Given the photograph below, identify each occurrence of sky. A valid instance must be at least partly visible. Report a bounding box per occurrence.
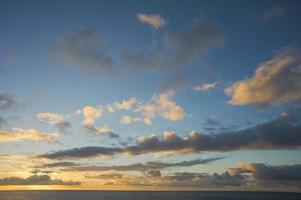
[0,0,301,191]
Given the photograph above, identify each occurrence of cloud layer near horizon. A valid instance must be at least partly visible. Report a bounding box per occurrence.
[40,109,301,159]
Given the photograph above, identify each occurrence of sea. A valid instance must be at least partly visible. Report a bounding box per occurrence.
[0,191,300,200]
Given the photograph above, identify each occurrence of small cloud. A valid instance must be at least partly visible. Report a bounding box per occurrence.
[84,125,119,138]
[194,82,217,92]
[82,106,102,125]
[37,112,64,124]
[37,112,71,133]
[263,6,286,22]
[135,90,185,125]
[120,115,140,125]
[136,13,166,30]
[204,117,220,126]
[106,97,138,113]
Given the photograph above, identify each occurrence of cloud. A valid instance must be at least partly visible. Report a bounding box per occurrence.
[39,161,79,168]
[84,125,119,138]
[82,106,102,125]
[37,112,71,133]
[164,21,224,67]
[135,90,185,125]
[106,97,138,113]
[0,93,20,111]
[54,121,71,133]
[0,117,7,128]
[120,115,140,125]
[37,112,64,124]
[0,175,80,185]
[40,109,301,159]
[0,128,58,143]
[194,82,217,92]
[263,6,286,22]
[204,117,220,126]
[41,146,123,159]
[136,13,166,30]
[123,20,224,70]
[55,29,115,76]
[98,171,246,188]
[64,157,224,172]
[86,173,123,180]
[229,163,301,181]
[225,48,301,106]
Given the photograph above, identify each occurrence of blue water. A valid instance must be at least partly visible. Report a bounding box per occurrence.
[0,191,300,200]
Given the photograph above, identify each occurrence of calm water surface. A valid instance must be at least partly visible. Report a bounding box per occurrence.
[0,191,300,200]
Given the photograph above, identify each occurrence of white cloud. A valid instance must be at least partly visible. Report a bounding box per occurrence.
[194,82,217,92]
[107,97,138,113]
[136,13,166,30]
[0,128,58,143]
[82,106,103,125]
[120,115,140,125]
[37,112,64,124]
[135,90,185,125]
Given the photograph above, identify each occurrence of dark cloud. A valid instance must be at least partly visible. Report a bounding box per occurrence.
[39,161,79,168]
[123,20,224,70]
[263,6,286,22]
[164,20,224,67]
[64,157,224,172]
[127,110,301,155]
[56,29,115,76]
[54,121,71,133]
[229,163,301,181]
[41,110,301,159]
[146,170,161,177]
[84,125,119,138]
[163,172,245,187]
[41,146,123,159]
[204,117,220,126]
[0,93,20,111]
[0,175,80,185]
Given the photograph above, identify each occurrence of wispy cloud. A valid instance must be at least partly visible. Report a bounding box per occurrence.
[106,97,138,113]
[0,128,58,143]
[263,6,286,22]
[64,157,224,172]
[194,82,217,92]
[123,20,224,70]
[136,13,166,30]
[37,112,71,133]
[0,93,20,111]
[55,29,115,76]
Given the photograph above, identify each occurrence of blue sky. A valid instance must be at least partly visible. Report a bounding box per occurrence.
[0,0,301,191]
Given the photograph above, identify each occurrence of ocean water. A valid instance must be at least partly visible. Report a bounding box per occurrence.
[0,191,300,200]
